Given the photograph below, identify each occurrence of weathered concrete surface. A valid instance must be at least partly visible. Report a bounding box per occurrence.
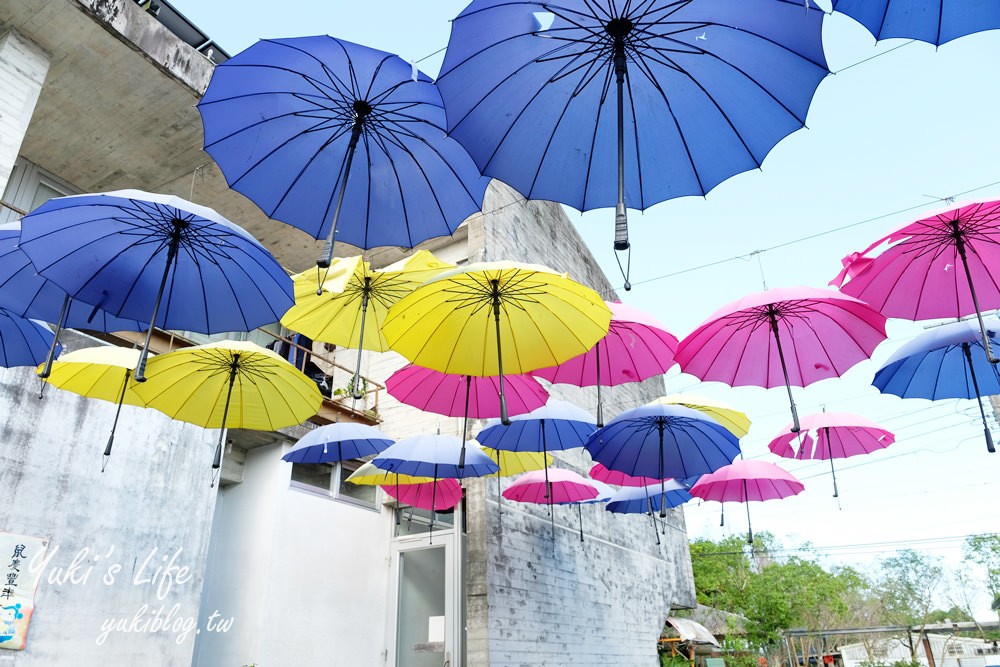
[0,28,49,195]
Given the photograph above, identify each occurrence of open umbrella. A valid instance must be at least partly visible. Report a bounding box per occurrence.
[282,423,393,464]
[503,468,598,540]
[831,200,1000,364]
[0,309,59,368]
[872,317,1000,453]
[39,345,149,471]
[589,462,664,488]
[690,459,804,544]
[606,481,692,545]
[768,412,895,497]
[437,0,829,285]
[832,1,1000,45]
[198,35,488,270]
[18,190,294,382]
[346,461,434,486]
[382,478,463,512]
[533,301,678,425]
[282,250,454,399]
[132,340,322,481]
[585,403,740,517]
[675,287,887,432]
[382,261,611,425]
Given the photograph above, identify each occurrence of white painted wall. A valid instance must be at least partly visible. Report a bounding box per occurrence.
[0,30,48,197]
[840,634,997,667]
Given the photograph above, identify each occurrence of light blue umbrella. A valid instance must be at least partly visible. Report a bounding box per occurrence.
[18,190,294,382]
[832,1,1000,45]
[873,317,1000,453]
[0,308,60,368]
[282,423,393,464]
[606,481,693,545]
[585,403,739,516]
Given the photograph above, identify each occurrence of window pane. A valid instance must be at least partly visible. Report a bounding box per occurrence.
[338,461,377,507]
[291,463,333,494]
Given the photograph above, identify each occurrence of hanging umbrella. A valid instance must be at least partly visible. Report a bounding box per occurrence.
[872,317,1000,453]
[18,190,294,382]
[0,309,59,368]
[690,459,804,544]
[346,461,434,486]
[480,445,552,521]
[533,301,678,425]
[382,261,611,426]
[831,200,1000,364]
[589,462,664,488]
[39,345,149,471]
[282,250,455,398]
[832,1,1000,45]
[503,468,598,540]
[675,287,887,432]
[585,403,740,517]
[382,478,463,512]
[132,340,322,481]
[606,481,692,545]
[282,423,393,464]
[649,394,751,439]
[198,35,488,270]
[437,0,829,286]
[768,412,895,497]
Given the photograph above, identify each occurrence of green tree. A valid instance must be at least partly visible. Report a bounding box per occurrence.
[963,534,1000,620]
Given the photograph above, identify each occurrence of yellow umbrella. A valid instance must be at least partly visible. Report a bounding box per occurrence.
[382,261,611,424]
[480,447,551,477]
[345,460,434,486]
[39,345,149,471]
[650,394,751,438]
[281,250,454,398]
[132,340,322,475]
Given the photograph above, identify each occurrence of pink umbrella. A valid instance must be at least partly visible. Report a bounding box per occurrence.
[589,462,664,488]
[503,468,598,540]
[767,412,894,498]
[675,286,887,433]
[533,301,678,425]
[386,364,549,467]
[381,478,463,512]
[830,199,1000,362]
[690,459,804,544]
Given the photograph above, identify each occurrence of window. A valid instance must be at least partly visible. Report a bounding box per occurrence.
[1,158,79,223]
[290,459,379,510]
[946,644,965,657]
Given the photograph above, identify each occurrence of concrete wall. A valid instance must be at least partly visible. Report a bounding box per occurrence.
[0,337,218,665]
[0,29,49,196]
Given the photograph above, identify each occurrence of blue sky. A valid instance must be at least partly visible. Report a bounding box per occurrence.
[169,1,1000,615]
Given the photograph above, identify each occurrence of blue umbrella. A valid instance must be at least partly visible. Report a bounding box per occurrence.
[437,0,829,286]
[477,399,596,500]
[0,308,60,368]
[282,423,393,464]
[585,403,739,516]
[18,190,294,381]
[873,317,1000,453]
[0,221,145,378]
[198,36,489,273]
[832,1,1000,45]
[606,481,692,545]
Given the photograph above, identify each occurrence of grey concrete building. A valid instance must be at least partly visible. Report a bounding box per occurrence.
[0,1,696,665]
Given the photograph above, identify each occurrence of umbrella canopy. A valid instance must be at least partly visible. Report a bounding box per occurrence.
[18,190,294,382]
[382,478,463,512]
[132,340,323,473]
[533,301,678,425]
[606,482,693,514]
[873,317,1000,453]
[282,423,393,464]
[372,435,499,480]
[383,261,611,423]
[589,462,664,488]
[832,1,1000,45]
[481,447,551,476]
[38,345,147,468]
[437,0,829,278]
[585,403,740,481]
[831,200,1000,363]
[283,250,455,399]
[476,400,596,453]
[346,461,434,486]
[690,459,804,543]
[675,286,887,432]
[198,35,488,261]
[649,394,751,439]
[768,411,895,496]
[0,309,58,368]
[387,365,549,419]
[502,468,598,505]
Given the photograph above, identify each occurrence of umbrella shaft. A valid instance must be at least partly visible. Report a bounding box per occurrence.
[351,281,371,400]
[963,342,997,453]
[213,359,239,469]
[769,311,800,432]
[492,288,510,424]
[135,230,183,382]
[954,227,999,363]
[318,123,363,270]
[38,293,70,379]
[613,47,628,251]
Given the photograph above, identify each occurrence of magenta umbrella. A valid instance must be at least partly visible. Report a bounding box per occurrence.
[386,363,549,467]
[690,459,804,544]
[830,200,1000,363]
[675,287,887,433]
[768,412,894,498]
[533,301,678,426]
[382,478,463,512]
[589,462,664,488]
[503,468,598,540]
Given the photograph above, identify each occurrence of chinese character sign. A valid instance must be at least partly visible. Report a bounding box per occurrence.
[0,533,47,651]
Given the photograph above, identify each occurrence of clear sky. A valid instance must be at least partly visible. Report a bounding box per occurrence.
[169,1,1000,616]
